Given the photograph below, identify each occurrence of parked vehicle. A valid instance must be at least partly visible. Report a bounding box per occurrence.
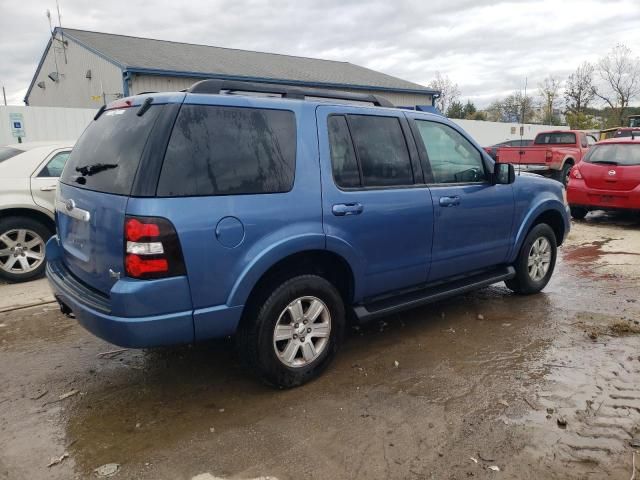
[0,142,72,282]
[566,137,640,219]
[613,127,640,139]
[483,139,533,160]
[496,130,598,185]
[46,81,570,387]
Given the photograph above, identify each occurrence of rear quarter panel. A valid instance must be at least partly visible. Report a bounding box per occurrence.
[125,99,324,339]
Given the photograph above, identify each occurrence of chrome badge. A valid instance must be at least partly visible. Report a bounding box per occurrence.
[608,170,616,176]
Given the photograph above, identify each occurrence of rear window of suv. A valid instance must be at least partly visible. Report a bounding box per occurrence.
[157,105,296,196]
[61,105,162,195]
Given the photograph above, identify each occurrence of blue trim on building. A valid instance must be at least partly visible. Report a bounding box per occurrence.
[123,67,438,97]
[24,36,54,105]
[58,28,124,69]
[24,28,126,104]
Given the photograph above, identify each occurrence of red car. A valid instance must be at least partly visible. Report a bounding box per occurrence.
[566,136,640,219]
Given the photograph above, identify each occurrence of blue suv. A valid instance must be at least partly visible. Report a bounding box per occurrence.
[46,80,570,387]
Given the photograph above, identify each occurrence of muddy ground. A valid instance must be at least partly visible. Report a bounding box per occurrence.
[1,212,639,480]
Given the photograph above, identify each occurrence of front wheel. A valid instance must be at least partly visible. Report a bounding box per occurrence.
[505,223,557,295]
[236,274,345,388]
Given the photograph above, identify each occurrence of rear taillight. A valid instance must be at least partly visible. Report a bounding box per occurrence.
[545,150,553,162]
[124,216,186,279]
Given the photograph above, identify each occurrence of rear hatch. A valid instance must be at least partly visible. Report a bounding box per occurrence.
[56,101,165,295]
[580,142,640,192]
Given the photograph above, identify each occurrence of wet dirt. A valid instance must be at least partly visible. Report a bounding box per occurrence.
[1,211,639,479]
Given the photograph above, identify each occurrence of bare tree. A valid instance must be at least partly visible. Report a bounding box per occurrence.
[594,44,640,126]
[429,72,460,114]
[484,92,535,123]
[538,76,561,125]
[565,62,595,115]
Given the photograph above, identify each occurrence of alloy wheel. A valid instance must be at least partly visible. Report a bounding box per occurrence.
[273,296,331,368]
[0,229,46,275]
[527,237,551,281]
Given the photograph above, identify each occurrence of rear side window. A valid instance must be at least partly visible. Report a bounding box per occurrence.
[61,106,162,195]
[0,147,23,163]
[327,116,360,188]
[157,105,296,196]
[347,115,413,187]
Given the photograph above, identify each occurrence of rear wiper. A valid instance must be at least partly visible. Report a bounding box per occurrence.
[590,160,619,165]
[75,163,118,176]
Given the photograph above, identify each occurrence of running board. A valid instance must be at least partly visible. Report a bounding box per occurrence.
[353,266,516,323]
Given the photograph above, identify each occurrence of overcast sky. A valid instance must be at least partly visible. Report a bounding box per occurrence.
[1,0,639,107]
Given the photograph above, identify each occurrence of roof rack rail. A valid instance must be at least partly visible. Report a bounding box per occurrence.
[186,79,394,107]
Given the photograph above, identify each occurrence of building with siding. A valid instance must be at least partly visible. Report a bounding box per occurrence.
[26,28,437,108]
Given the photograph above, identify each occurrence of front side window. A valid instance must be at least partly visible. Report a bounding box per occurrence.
[347,115,413,187]
[39,151,70,177]
[414,120,486,184]
[158,105,296,196]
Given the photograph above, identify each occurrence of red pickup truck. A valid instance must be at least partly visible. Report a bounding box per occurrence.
[496,130,598,184]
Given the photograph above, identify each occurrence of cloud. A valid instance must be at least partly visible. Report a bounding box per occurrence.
[1,0,639,106]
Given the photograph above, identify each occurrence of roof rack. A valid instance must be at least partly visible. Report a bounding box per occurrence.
[186,79,394,107]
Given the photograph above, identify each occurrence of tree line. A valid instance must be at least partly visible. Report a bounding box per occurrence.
[429,44,640,129]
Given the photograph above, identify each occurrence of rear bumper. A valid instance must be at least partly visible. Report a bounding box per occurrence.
[45,236,242,348]
[515,164,551,173]
[567,181,640,210]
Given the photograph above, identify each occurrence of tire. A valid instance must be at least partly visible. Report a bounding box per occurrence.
[505,223,557,295]
[556,162,573,186]
[0,217,52,283]
[570,206,588,220]
[236,274,346,388]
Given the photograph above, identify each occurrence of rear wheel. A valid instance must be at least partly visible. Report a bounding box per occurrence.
[0,217,51,283]
[505,223,557,295]
[237,274,345,388]
[570,206,588,220]
[557,162,573,186]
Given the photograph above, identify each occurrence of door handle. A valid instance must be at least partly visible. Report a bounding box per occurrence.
[40,185,58,191]
[332,203,364,216]
[439,196,460,207]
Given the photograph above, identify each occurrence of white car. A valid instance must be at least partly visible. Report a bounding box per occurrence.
[0,142,73,282]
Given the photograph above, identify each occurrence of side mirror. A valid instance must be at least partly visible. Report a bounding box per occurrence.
[493,162,515,185]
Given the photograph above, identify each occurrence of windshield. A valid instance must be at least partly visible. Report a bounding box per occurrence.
[585,143,640,166]
[0,146,24,163]
[60,105,161,195]
[534,132,576,145]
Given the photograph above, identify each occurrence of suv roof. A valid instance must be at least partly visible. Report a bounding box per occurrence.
[106,80,401,112]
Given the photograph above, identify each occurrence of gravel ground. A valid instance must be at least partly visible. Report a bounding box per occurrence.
[1,211,639,480]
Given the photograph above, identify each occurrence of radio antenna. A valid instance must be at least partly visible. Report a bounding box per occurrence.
[56,0,68,63]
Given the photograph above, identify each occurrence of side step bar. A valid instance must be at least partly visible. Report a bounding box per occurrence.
[353,266,516,323]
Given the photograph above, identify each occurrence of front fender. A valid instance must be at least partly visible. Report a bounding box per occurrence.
[509,194,569,263]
